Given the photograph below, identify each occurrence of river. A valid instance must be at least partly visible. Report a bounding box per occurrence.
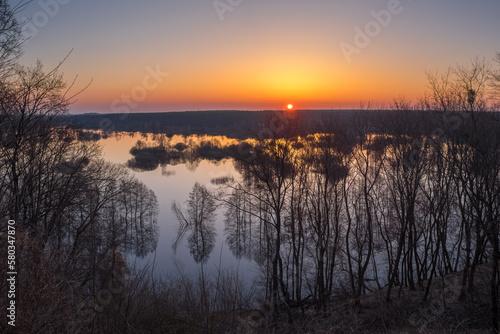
[97,132,257,283]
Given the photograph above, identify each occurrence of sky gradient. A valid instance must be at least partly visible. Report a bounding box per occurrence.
[11,0,500,113]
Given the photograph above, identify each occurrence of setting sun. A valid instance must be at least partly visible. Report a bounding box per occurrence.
[287,104,293,110]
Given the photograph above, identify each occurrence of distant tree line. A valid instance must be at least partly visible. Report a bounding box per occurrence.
[71,108,471,140]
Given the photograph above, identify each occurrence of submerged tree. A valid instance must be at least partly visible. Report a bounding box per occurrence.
[224,188,254,260]
[172,182,217,264]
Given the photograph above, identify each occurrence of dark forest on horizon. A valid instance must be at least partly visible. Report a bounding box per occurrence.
[67,109,500,139]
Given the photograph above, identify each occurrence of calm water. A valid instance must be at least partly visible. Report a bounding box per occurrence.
[98,132,257,281]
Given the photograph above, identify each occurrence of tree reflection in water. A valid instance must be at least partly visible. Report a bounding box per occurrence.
[127,134,241,172]
[172,182,217,264]
[224,189,254,260]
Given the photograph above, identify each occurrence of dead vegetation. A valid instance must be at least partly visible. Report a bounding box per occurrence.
[227,263,493,334]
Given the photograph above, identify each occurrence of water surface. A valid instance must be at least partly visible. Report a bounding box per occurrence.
[98,132,256,281]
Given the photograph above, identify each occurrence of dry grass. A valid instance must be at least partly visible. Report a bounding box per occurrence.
[228,263,494,334]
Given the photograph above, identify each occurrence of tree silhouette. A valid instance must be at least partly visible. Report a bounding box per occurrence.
[172,182,217,264]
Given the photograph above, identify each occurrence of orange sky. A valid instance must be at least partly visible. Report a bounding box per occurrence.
[15,0,500,112]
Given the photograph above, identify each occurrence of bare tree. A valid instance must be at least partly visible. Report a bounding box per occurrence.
[0,0,27,79]
[492,52,500,108]
[303,131,348,309]
[383,109,428,300]
[0,3,160,331]
[343,115,386,305]
[172,182,217,264]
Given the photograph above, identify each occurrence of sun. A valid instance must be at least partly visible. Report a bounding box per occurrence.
[287,104,293,110]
